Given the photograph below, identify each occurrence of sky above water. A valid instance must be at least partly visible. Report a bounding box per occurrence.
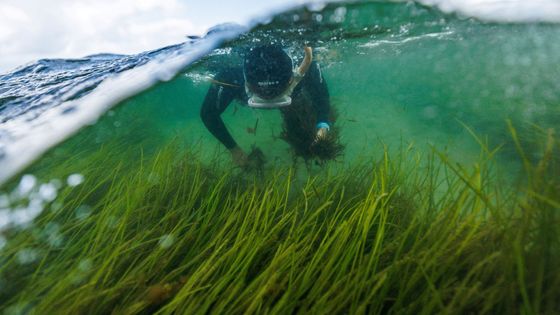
[1,0,559,73]
[0,0,299,73]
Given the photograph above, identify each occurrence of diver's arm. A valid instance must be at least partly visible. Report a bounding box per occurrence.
[200,69,243,151]
[200,84,237,149]
[200,69,249,166]
[305,61,331,130]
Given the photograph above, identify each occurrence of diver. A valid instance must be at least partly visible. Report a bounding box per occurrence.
[200,45,332,167]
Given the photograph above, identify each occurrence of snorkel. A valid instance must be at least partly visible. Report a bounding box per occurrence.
[245,47,313,109]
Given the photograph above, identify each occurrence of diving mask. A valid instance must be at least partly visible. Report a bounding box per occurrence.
[245,47,313,109]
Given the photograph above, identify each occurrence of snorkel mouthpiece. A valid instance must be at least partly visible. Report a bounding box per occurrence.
[247,93,292,108]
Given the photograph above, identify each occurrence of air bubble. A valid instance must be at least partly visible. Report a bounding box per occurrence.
[39,183,58,202]
[67,174,84,187]
[11,199,44,226]
[17,175,37,197]
[75,205,92,220]
[78,259,93,272]
[43,222,63,247]
[332,7,347,23]
[16,248,39,264]
[159,234,175,249]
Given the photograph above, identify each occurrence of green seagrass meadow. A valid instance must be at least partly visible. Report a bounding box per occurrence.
[1,122,558,314]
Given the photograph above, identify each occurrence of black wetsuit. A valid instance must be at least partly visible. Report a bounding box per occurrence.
[200,61,330,150]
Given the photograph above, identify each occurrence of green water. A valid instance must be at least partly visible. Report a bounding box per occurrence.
[1,2,559,313]
[3,2,554,215]
[1,1,556,204]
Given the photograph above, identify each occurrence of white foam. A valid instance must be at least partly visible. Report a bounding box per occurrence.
[322,0,560,23]
[66,174,85,187]
[0,29,243,185]
[359,31,455,48]
[419,0,560,23]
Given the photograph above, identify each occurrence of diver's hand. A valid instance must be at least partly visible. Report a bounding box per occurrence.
[315,127,328,142]
[313,122,330,144]
[230,146,248,168]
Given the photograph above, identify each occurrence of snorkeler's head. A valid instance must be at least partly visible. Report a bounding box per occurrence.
[243,45,293,100]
